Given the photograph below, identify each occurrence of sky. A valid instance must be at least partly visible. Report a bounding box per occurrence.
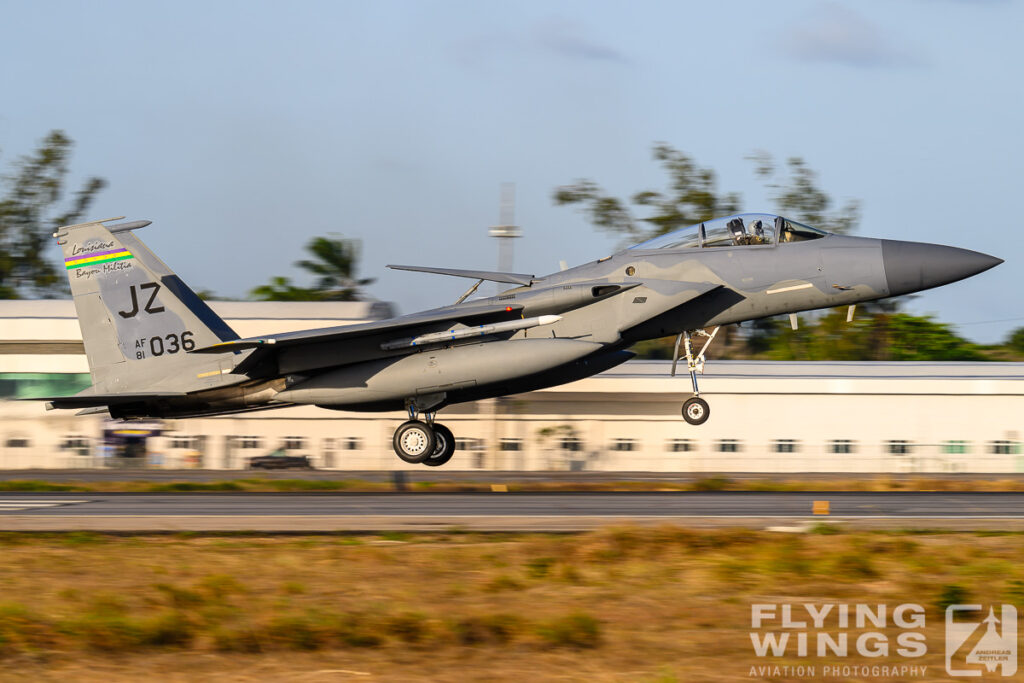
[1,0,1020,342]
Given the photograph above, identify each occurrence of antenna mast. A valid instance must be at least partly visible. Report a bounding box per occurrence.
[488,182,521,289]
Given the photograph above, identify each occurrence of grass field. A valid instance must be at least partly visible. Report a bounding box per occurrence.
[1,527,1023,681]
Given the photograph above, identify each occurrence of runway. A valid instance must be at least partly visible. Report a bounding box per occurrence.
[4,491,1024,531]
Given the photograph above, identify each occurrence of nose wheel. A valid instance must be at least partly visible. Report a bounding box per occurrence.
[681,396,710,425]
[671,327,719,426]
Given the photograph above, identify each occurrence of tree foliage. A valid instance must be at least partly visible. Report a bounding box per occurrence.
[748,151,860,235]
[1007,327,1024,354]
[553,143,857,246]
[632,310,990,362]
[554,143,740,244]
[759,310,984,362]
[250,235,375,302]
[0,131,106,298]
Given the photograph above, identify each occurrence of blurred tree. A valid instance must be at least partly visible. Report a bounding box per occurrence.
[0,131,106,298]
[1008,327,1024,354]
[882,314,984,361]
[553,143,857,245]
[748,151,860,235]
[295,235,375,301]
[752,310,983,361]
[554,143,740,245]
[193,288,218,301]
[249,276,317,302]
[250,235,375,302]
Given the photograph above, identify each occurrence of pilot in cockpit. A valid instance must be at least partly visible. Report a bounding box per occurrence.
[749,219,765,244]
[729,217,767,246]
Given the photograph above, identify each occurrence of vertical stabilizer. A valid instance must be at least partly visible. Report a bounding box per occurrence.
[56,217,239,393]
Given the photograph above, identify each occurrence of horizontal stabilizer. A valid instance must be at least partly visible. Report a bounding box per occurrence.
[387,264,534,286]
[23,391,186,410]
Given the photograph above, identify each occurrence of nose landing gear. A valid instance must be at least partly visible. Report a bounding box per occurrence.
[671,327,719,426]
[392,404,458,466]
[681,396,710,425]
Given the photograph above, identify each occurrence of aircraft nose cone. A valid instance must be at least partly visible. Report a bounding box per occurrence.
[881,240,1003,296]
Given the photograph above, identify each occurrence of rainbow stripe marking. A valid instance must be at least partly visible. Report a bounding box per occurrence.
[65,247,134,270]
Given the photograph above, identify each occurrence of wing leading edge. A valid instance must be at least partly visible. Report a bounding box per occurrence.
[387,264,534,285]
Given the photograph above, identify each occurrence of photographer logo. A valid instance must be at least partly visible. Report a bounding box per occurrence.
[945,604,1016,677]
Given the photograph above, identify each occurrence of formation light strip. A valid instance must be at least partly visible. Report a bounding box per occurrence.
[65,248,134,270]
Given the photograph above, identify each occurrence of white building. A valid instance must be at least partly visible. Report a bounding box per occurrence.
[1,301,1021,472]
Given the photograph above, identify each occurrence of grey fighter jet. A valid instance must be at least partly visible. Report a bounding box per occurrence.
[35,213,1001,466]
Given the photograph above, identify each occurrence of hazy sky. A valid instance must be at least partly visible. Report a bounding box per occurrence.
[1,0,1020,342]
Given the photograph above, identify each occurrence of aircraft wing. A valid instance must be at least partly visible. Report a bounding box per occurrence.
[190,301,526,354]
[387,264,534,285]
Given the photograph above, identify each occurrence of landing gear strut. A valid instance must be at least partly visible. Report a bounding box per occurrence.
[392,404,458,466]
[672,327,719,426]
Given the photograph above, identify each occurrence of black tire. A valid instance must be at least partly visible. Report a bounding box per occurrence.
[681,396,710,425]
[424,423,456,467]
[393,421,436,464]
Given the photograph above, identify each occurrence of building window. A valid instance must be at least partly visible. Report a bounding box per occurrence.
[500,438,523,451]
[610,438,638,452]
[990,440,1021,455]
[830,440,856,454]
[561,437,583,452]
[716,439,741,453]
[5,437,30,448]
[60,436,90,456]
[666,438,694,453]
[343,437,362,450]
[456,438,484,451]
[773,439,799,453]
[322,438,336,468]
[943,440,970,454]
[168,436,197,449]
[236,436,262,449]
[886,440,913,455]
[283,437,307,450]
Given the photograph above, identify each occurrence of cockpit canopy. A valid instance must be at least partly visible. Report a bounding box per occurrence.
[627,213,829,251]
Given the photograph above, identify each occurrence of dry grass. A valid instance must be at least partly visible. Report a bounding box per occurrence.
[0,527,1023,681]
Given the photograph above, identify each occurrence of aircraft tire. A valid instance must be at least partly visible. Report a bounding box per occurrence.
[393,420,436,464]
[423,423,456,467]
[681,396,710,425]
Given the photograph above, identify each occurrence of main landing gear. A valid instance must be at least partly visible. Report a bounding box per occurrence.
[392,405,457,466]
[671,326,720,426]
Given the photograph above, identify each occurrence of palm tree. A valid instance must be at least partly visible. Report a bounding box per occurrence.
[295,235,375,301]
[249,235,375,302]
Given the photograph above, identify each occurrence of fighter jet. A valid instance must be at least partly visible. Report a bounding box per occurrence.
[35,213,1001,466]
